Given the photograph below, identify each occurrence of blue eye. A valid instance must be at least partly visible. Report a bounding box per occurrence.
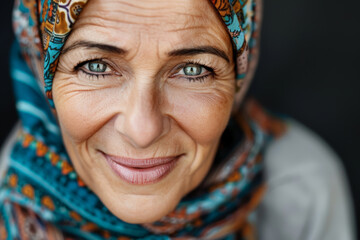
[183,64,203,76]
[75,59,120,80]
[87,62,108,73]
[174,63,213,82]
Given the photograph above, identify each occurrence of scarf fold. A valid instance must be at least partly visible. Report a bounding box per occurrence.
[0,0,287,239]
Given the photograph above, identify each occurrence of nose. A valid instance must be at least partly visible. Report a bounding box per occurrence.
[115,85,167,148]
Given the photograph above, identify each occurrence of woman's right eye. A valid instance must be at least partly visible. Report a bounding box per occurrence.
[87,62,108,73]
[74,59,122,80]
[82,61,112,75]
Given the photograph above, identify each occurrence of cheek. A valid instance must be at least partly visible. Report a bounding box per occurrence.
[52,77,122,143]
[166,88,234,145]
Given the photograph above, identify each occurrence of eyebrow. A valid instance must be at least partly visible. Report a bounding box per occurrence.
[168,46,230,63]
[61,41,230,63]
[61,41,127,55]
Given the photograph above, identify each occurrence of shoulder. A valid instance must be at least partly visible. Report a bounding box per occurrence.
[256,119,355,240]
[264,119,346,183]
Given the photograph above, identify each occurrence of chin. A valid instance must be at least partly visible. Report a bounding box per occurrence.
[97,187,183,224]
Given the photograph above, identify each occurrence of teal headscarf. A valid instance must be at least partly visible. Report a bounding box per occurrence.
[0,0,283,239]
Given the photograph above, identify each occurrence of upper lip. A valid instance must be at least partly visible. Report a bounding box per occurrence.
[104,153,181,169]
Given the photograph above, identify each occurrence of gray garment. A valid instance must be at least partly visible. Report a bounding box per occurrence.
[0,120,355,239]
[256,119,355,240]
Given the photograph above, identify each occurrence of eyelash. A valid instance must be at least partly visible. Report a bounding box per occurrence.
[74,59,214,82]
[74,58,114,80]
[176,60,214,83]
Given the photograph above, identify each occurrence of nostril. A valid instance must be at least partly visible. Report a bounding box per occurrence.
[127,113,164,148]
[114,105,167,149]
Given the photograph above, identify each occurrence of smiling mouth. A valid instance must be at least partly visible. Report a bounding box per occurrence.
[103,153,182,185]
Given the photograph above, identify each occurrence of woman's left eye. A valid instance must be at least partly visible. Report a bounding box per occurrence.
[182,64,204,76]
[174,63,212,82]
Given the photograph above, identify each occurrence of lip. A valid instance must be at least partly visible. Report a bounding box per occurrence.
[103,153,181,185]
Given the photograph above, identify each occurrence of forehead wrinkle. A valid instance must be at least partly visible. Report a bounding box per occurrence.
[76,14,206,33]
[73,17,211,45]
[86,0,202,17]
[77,0,209,32]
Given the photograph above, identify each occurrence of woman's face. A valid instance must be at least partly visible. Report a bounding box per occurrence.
[53,0,235,223]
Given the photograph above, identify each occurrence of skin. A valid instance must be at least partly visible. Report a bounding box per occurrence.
[53,0,236,224]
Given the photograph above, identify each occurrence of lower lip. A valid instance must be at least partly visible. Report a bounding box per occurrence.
[104,155,179,185]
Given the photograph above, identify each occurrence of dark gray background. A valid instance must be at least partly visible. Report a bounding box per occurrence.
[249,0,360,233]
[1,0,359,233]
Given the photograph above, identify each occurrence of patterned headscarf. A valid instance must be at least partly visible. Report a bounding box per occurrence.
[0,0,285,239]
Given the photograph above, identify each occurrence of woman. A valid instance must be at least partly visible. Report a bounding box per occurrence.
[0,0,354,239]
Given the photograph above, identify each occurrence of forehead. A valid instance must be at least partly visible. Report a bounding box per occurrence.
[69,0,232,55]
[74,0,223,30]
